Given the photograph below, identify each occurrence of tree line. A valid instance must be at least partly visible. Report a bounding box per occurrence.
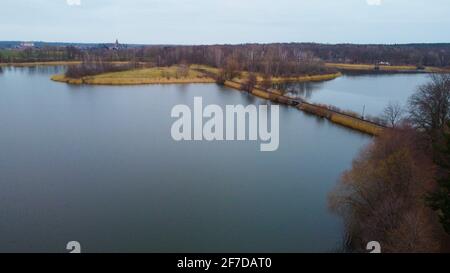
[301,43,450,67]
[3,43,450,76]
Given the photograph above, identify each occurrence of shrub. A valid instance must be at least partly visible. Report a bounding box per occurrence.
[65,61,135,78]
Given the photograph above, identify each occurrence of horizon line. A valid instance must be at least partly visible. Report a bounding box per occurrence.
[2,40,450,47]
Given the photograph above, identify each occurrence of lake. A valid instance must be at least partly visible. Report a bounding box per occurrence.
[0,66,409,253]
[277,73,430,117]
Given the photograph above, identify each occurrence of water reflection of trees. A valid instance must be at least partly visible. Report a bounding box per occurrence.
[274,81,324,100]
[25,65,63,75]
[0,65,65,77]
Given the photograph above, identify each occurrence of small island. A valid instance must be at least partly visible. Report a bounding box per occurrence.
[50,63,342,86]
[51,65,216,85]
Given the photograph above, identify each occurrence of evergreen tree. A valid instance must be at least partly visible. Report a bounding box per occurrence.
[427,122,450,234]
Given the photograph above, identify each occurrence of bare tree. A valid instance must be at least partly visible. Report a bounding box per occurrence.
[260,74,273,90]
[408,74,450,139]
[223,57,240,80]
[241,73,257,92]
[329,127,441,252]
[176,64,189,78]
[383,102,404,128]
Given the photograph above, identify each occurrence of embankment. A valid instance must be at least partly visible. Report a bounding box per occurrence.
[298,103,384,135]
[223,80,385,136]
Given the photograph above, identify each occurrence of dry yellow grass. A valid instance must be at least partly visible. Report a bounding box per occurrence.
[251,88,272,100]
[326,63,417,71]
[298,103,331,118]
[330,114,383,136]
[325,62,450,73]
[235,71,341,83]
[51,74,83,84]
[271,73,342,83]
[223,80,280,101]
[190,64,221,75]
[426,67,450,73]
[325,63,376,70]
[223,80,242,90]
[382,65,419,71]
[297,103,383,135]
[51,66,216,85]
[191,64,341,84]
[326,63,419,71]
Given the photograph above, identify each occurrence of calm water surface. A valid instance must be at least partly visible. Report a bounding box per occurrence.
[278,73,429,116]
[0,66,373,252]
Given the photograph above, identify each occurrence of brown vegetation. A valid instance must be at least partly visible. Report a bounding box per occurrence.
[382,102,405,128]
[408,74,450,141]
[4,43,450,69]
[329,74,450,253]
[65,60,137,78]
[240,73,258,92]
[52,65,214,85]
[329,127,442,252]
[408,74,450,242]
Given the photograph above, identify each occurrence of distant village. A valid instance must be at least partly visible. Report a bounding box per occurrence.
[0,39,128,50]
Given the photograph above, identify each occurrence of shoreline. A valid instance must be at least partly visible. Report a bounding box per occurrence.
[0,61,82,67]
[51,74,216,85]
[268,73,342,83]
[50,75,342,86]
[3,61,449,74]
[222,80,385,136]
[0,61,149,67]
[326,63,450,73]
[50,66,342,86]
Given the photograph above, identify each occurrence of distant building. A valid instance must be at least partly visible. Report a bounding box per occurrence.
[19,42,35,48]
[113,39,120,50]
[378,61,391,66]
[98,39,127,50]
[112,39,125,50]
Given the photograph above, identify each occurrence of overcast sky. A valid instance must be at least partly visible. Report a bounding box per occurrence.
[1,0,449,44]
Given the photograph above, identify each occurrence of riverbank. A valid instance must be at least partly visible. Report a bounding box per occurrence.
[325,63,450,73]
[222,80,385,136]
[190,64,342,83]
[271,73,341,83]
[299,103,384,135]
